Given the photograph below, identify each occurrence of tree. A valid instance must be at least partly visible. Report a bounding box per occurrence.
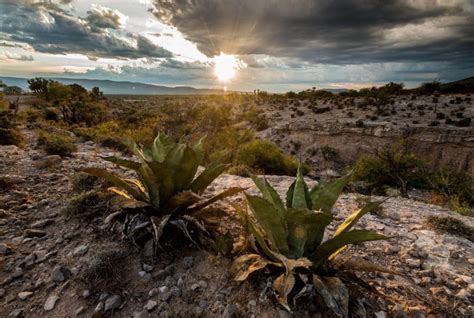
[90,87,103,100]
[3,86,23,95]
[27,77,49,95]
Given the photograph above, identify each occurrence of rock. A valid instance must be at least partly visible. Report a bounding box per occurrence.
[44,295,59,311]
[104,294,122,311]
[159,286,169,294]
[75,306,85,316]
[51,265,65,282]
[222,304,237,318]
[12,267,23,278]
[190,283,200,291]
[142,263,153,272]
[0,243,12,255]
[182,256,194,269]
[456,289,470,300]
[405,258,421,268]
[18,291,33,300]
[0,288,5,298]
[148,288,159,297]
[375,311,387,318]
[133,310,149,318]
[95,302,104,313]
[8,309,24,318]
[73,245,88,256]
[23,229,46,238]
[30,219,54,228]
[467,258,474,265]
[144,300,158,311]
[82,289,91,298]
[35,155,62,169]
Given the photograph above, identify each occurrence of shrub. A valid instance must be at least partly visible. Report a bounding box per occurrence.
[235,139,305,175]
[232,169,386,312]
[426,216,473,242]
[72,172,101,193]
[43,107,60,121]
[63,190,112,220]
[352,141,428,196]
[37,130,77,156]
[0,128,25,147]
[429,167,473,206]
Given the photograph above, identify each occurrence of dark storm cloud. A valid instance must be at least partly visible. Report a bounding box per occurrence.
[152,0,474,65]
[0,1,172,60]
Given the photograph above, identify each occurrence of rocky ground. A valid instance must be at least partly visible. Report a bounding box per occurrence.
[1,127,473,317]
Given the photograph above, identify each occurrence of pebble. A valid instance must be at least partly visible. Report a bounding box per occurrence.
[133,310,149,318]
[456,289,470,300]
[0,243,12,255]
[73,245,88,256]
[23,229,46,238]
[75,306,85,316]
[82,289,91,298]
[142,264,153,272]
[0,288,5,298]
[8,309,24,318]
[18,291,33,300]
[95,302,104,313]
[44,295,59,311]
[104,295,122,311]
[12,267,23,279]
[30,219,54,228]
[159,286,169,294]
[405,259,421,268]
[144,300,158,311]
[51,265,65,282]
[183,256,194,269]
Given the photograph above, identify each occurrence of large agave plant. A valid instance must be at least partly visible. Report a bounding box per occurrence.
[84,132,243,247]
[232,167,386,312]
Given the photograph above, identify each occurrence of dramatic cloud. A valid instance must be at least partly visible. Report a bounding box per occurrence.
[86,4,128,32]
[0,1,172,60]
[152,0,474,66]
[0,51,34,61]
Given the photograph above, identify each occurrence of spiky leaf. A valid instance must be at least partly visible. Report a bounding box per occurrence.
[252,175,285,218]
[312,230,386,267]
[333,200,384,237]
[309,174,350,214]
[245,193,290,255]
[291,166,308,209]
[189,163,229,195]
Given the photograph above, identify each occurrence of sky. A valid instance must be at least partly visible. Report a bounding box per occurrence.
[0,0,473,92]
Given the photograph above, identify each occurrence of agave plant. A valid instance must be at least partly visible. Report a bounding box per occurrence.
[84,132,243,248]
[232,167,386,312]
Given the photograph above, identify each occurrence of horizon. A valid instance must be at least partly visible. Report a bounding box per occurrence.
[1,1,474,93]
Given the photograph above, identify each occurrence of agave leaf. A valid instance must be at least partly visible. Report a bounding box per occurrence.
[232,254,274,281]
[188,187,245,213]
[245,193,290,255]
[174,146,200,192]
[309,174,351,214]
[100,156,141,170]
[189,163,229,195]
[252,175,286,218]
[125,139,152,162]
[151,133,176,162]
[150,214,172,246]
[291,166,308,209]
[312,230,386,267]
[146,161,174,203]
[273,273,295,312]
[286,180,296,209]
[333,200,384,237]
[215,231,233,255]
[274,254,312,272]
[286,208,332,258]
[124,179,146,194]
[247,216,282,262]
[191,135,206,166]
[83,168,147,202]
[137,164,160,209]
[168,191,201,212]
[108,187,132,199]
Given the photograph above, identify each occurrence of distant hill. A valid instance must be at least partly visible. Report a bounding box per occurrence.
[440,76,474,93]
[0,76,228,95]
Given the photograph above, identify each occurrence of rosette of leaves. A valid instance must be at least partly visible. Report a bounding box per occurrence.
[232,167,387,312]
[84,132,243,249]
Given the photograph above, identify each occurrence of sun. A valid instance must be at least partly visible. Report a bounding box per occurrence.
[213,53,238,82]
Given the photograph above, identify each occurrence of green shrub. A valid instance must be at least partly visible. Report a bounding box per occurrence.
[426,216,473,242]
[429,167,473,206]
[37,130,77,156]
[43,107,60,121]
[0,128,25,147]
[72,172,101,193]
[235,139,305,176]
[351,141,428,196]
[63,190,112,220]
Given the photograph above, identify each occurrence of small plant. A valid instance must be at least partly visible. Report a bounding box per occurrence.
[232,168,386,312]
[37,130,77,156]
[450,196,472,216]
[63,190,112,220]
[72,172,101,193]
[84,132,243,249]
[426,216,473,242]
